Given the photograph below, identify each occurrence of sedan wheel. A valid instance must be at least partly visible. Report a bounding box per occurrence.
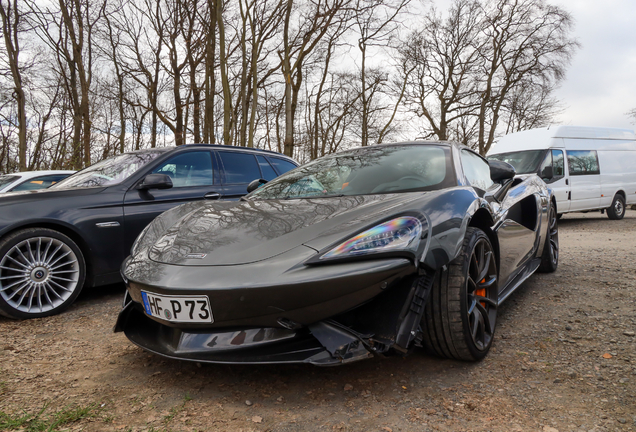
[422,227,498,361]
[0,228,86,319]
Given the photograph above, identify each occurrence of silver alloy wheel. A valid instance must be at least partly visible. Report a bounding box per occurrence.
[0,237,80,314]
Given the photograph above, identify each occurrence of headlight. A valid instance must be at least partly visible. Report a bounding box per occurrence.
[320,216,423,260]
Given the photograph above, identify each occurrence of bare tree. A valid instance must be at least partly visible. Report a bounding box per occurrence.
[0,0,28,169]
[398,0,483,142]
[475,0,578,154]
[354,0,409,146]
[280,0,354,158]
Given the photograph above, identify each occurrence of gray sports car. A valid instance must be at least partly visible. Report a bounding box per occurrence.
[115,142,558,365]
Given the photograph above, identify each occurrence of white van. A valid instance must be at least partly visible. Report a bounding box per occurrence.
[487,126,636,219]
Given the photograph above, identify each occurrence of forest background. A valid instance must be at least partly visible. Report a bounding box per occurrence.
[0,0,579,172]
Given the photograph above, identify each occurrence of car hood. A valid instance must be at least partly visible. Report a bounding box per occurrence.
[147,193,429,266]
[0,186,106,201]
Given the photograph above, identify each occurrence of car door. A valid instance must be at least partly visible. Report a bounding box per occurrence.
[566,149,601,211]
[462,149,536,291]
[122,149,222,254]
[216,150,267,199]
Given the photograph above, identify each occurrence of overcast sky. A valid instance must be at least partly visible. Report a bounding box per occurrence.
[551,0,636,131]
[428,0,636,131]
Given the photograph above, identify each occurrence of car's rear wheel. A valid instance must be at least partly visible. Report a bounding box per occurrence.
[421,227,498,361]
[0,228,86,319]
[538,203,559,273]
[607,194,625,220]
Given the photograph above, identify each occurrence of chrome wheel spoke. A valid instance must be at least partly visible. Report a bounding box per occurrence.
[49,250,72,268]
[50,260,77,271]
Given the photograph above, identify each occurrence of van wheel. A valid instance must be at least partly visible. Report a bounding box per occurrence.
[0,228,86,319]
[607,194,625,220]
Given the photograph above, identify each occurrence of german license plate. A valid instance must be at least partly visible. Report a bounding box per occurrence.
[141,291,213,323]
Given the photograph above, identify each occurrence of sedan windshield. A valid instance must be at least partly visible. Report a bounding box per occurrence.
[249,145,453,200]
[51,151,165,189]
[487,150,545,174]
[0,175,18,189]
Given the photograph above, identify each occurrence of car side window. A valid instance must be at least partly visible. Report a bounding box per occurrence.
[218,151,261,184]
[268,157,297,175]
[152,151,213,187]
[461,149,493,191]
[551,150,565,178]
[256,156,278,181]
[10,174,70,191]
[567,150,600,175]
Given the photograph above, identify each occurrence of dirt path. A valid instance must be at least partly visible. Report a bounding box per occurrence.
[1,211,635,432]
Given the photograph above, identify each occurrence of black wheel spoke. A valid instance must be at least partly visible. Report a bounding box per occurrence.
[474,294,497,307]
[477,251,492,283]
[475,302,494,334]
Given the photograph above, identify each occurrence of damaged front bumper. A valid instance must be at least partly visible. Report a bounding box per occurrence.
[115,298,373,365]
[114,266,435,366]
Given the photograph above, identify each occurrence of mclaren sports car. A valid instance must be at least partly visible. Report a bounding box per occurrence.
[115,142,559,365]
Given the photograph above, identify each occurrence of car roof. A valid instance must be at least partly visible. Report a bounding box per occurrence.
[127,144,297,163]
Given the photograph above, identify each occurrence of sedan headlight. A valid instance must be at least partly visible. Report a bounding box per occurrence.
[320,216,423,260]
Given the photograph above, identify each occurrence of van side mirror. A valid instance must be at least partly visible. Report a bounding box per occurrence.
[247,178,268,193]
[137,173,173,190]
[489,160,516,183]
[541,166,553,180]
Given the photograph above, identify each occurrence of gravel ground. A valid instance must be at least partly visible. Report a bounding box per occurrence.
[1,211,635,432]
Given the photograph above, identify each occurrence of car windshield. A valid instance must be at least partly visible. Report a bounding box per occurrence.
[487,150,545,174]
[0,175,18,189]
[51,151,165,189]
[248,145,453,200]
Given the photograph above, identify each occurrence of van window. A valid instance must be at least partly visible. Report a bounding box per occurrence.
[567,150,600,176]
[552,150,564,177]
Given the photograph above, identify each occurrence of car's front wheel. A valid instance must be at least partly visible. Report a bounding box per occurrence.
[421,227,498,361]
[0,228,86,319]
[607,194,626,220]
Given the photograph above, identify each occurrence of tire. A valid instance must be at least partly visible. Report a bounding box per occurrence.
[538,203,559,273]
[421,227,498,361]
[0,228,86,319]
[607,194,626,220]
[556,213,562,220]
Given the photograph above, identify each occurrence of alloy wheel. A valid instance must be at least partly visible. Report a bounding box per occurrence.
[548,207,559,266]
[466,238,498,351]
[0,237,80,314]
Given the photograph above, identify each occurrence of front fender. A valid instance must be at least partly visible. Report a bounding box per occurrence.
[419,188,488,270]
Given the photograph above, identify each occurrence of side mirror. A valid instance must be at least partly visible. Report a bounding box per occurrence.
[541,166,553,180]
[137,173,173,190]
[489,160,516,183]
[247,178,268,193]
